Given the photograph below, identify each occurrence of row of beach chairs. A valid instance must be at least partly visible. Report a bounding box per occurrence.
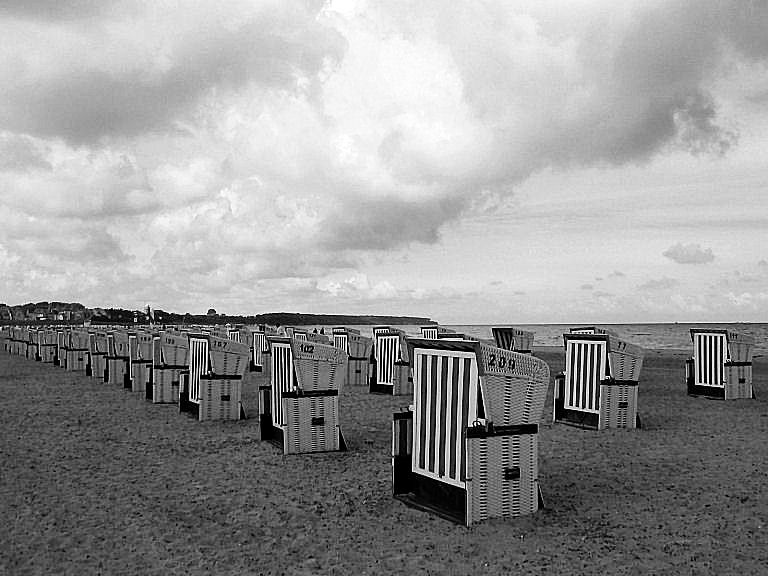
[0,324,757,526]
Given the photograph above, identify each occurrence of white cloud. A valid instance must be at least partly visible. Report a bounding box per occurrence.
[663,243,716,264]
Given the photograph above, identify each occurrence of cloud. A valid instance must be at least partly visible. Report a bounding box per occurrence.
[608,271,626,278]
[580,284,594,291]
[663,243,715,264]
[639,277,679,290]
[1,1,767,311]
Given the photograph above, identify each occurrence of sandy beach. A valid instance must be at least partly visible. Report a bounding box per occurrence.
[1,347,766,575]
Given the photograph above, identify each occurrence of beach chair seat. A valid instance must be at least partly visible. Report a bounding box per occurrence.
[370,327,411,395]
[392,338,550,525]
[259,336,347,454]
[686,329,754,400]
[553,328,644,430]
[179,333,249,421]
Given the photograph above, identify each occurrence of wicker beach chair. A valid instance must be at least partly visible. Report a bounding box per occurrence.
[553,327,644,430]
[87,331,108,379]
[65,330,90,371]
[249,329,269,373]
[150,331,188,404]
[127,332,154,394]
[491,327,534,354]
[686,329,755,400]
[259,336,347,454]
[179,333,249,421]
[370,327,411,395]
[37,329,56,363]
[332,327,372,387]
[106,331,131,387]
[392,338,550,526]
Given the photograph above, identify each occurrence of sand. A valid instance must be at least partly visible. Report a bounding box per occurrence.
[1,347,767,575]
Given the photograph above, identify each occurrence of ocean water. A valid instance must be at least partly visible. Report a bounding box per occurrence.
[303,323,768,353]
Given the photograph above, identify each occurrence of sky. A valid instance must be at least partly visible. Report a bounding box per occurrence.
[1,0,767,324]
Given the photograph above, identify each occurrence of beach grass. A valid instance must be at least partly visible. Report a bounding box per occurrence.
[1,348,766,575]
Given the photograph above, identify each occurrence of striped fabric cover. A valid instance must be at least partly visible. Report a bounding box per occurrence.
[252,331,267,368]
[188,336,209,404]
[693,331,726,388]
[270,341,295,427]
[491,327,534,352]
[412,349,479,488]
[333,333,348,353]
[376,333,401,387]
[563,337,607,414]
[421,327,439,339]
[228,330,242,343]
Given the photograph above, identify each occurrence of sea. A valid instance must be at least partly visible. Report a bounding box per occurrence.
[301,322,768,354]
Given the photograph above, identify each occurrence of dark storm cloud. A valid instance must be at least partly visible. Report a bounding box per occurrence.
[0,3,345,144]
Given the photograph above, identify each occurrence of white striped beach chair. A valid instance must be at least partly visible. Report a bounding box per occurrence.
[259,336,347,454]
[332,327,372,387]
[371,328,411,395]
[151,331,188,404]
[420,325,460,340]
[179,333,249,421]
[491,327,534,354]
[686,329,754,400]
[553,328,644,429]
[392,338,550,525]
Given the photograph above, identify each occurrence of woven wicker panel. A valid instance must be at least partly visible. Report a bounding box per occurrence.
[112,332,130,357]
[392,363,412,396]
[208,335,249,377]
[599,384,638,429]
[347,358,370,387]
[348,333,373,358]
[160,333,189,367]
[282,395,340,454]
[476,345,549,426]
[106,359,127,386]
[198,378,241,421]
[152,368,180,403]
[90,354,106,380]
[131,363,151,393]
[291,339,347,392]
[727,332,754,363]
[609,347,644,381]
[724,365,753,400]
[66,350,87,372]
[466,433,539,525]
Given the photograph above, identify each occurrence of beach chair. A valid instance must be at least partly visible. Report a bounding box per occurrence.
[686,329,755,400]
[420,325,460,339]
[491,327,534,354]
[55,329,66,367]
[87,332,108,380]
[259,336,347,454]
[333,327,372,387]
[392,338,550,525]
[150,331,188,403]
[227,328,243,343]
[128,332,154,394]
[106,331,131,387]
[553,328,644,430]
[65,330,90,371]
[370,327,411,395]
[37,329,57,363]
[249,329,269,373]
[179,333,249,421]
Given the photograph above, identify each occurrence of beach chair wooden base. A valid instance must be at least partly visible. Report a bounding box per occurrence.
[151,366,183,403]
[40,344,56,363]
[393,411,542,526]
[89,354,106,381]
[347,357,369,386]
[370,362,411,395]
[106,357,128,387]
[65,349,88,372]
[554,374,639,430]
[130,361,152,394]
[179,374,243,421]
